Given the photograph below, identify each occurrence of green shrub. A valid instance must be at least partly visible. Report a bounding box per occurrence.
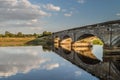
[92,39,103,45]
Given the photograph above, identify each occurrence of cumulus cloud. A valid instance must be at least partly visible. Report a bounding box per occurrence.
[77,0,85,4]
[43,63,60,70]
[0,0,49,22]
[64,12,73,17]
[44,4,61,11]
[116,13,120,16]
[75,71,82,76]
[0,0,51,33]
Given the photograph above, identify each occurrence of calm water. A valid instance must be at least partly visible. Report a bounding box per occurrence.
[0,46,99,80]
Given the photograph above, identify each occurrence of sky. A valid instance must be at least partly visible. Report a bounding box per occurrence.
[0,0,120,34]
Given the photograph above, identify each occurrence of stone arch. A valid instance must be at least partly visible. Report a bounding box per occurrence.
[75,33,103,45]
[74,33,103,65]
[63,35,70,39]
[77,34,95,40]
[76,33,104,43]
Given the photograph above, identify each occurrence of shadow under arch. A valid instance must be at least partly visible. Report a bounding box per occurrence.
[77,34,95,40]
[77,34,104,45]
[76,52,100,65]
[62,49,71,55]
[62,35,71,39]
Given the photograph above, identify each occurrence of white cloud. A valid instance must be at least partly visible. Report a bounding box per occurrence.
[0,47,49,77]
[30,27,42,30]
[116,13,120,16]
[77,0,85,4]
[31,19,38,23]
[42,63,59,70]
[44,4,61,11]
[64,12,73,17]
[0,0,51,33]
[75,71,82,76]
[0,0,49,22]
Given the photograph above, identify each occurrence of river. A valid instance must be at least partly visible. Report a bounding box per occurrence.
[0,46,99,80]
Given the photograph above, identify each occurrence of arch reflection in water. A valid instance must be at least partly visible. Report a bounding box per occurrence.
[54,35,104,63]
[54,44,103,64]
[60,38,72,51]
[73,46,101,64]
[52,46,120,80]
[54,37,60,48]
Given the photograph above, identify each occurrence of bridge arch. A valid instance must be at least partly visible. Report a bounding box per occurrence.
[77,34,94,40]
[73,33,103,65]
[76,33,104,45]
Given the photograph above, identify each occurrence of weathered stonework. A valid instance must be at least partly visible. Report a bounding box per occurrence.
[53,20,120,47]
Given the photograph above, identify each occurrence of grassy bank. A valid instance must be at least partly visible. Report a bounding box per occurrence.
[0,37,35,46]
[0,35,52,47]
[26,36,52,46]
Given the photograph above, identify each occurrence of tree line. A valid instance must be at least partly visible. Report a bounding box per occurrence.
[0,31,52,38]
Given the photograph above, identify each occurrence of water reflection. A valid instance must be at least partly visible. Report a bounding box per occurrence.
[53,43,120,80]
[92,45,103,61]
[0,46,99,80]
[54,39,103,63]
[0,47,60,78]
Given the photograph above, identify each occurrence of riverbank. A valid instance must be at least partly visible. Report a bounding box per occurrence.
[0,36,52,47]
[26,36,52,46]
[0,37,35,46]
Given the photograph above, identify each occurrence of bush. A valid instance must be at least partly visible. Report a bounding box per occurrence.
[92,39,103,45]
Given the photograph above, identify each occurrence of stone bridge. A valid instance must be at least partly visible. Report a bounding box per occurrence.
[52,20,120,48]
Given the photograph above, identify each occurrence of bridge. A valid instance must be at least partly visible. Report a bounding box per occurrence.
[52,20,120,80]
[52,20,120,48]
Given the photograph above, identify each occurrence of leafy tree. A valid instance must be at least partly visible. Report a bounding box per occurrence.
[0,34,4,37]
[17,32,23,37]
[33,33,38,37]
[43,31,52,36]
[5,31,14,37]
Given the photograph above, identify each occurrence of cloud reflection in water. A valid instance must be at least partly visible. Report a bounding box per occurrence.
[0,47,59,78]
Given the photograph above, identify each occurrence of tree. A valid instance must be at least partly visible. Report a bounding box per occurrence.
[43,31,52,36]
[33,33,37,37]
[17,32,23,37]
[5,31,12,37]
[0,34,4,37]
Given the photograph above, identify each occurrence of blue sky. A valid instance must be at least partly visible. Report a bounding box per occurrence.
[0,0,120,33]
